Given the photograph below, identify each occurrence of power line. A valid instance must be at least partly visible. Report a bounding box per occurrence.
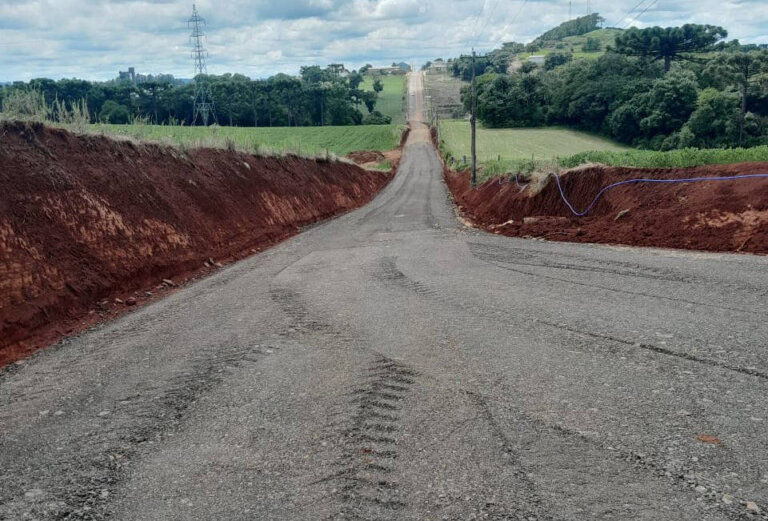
[625,0,658,28]
[610,0,648,27]
[494,0,528,47]
[468,0,491,46]
[472,0,504,48]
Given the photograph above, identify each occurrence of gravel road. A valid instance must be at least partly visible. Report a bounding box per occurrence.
[2,72,767,520]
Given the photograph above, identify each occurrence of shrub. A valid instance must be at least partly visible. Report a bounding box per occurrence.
[0,89,50,122]
[362,110,392,125]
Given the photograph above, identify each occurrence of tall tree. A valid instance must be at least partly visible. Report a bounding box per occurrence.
[706,50,768,145]
[613,24,728,72]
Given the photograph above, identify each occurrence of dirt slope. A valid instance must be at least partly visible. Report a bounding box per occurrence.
[445,163,768,254]
[0,122,393,364]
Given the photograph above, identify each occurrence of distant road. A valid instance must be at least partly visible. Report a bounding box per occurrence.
[2,72,767,520]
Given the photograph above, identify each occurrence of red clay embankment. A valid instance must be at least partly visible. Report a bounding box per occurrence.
[444,163,768,254]
[0,122,393,365]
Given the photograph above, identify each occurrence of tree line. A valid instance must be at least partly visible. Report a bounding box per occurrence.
[0,66,392,127]
[458,24,768,149]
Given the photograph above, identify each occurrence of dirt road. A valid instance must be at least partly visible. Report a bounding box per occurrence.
[2,72,768,520]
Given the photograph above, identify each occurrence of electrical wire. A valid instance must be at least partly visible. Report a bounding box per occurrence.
[471,0,504,48]
[468,0,491,46]
[610,0,648,28]
[624,0,659,28]
[493,0,528,49]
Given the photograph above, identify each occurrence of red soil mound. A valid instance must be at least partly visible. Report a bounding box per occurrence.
[346,150,386,164]
[445,163,768,254]
[0,122,393,365]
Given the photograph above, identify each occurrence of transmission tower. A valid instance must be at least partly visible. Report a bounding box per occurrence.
[189,4,216,126]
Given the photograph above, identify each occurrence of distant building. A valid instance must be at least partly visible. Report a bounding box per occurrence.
[118,67,136,83]
[527,55,546,65]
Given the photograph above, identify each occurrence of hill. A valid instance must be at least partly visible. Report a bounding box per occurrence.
[536,13,605,41]
[518,14,624,58]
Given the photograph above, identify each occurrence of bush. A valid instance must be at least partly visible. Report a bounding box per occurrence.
[544,52,573,71]
[0,89,50,122]
[99,100,131,124]
[363,110,392,125]
[583,37,602,52]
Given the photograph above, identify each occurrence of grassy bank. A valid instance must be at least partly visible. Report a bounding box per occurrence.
[559,147,768,169]
[92,123,404,157]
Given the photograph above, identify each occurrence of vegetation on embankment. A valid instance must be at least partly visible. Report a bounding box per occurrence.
[559,146,768,169]
[0,121,394,365]
[93,123,405,157]
[437,121,768,181]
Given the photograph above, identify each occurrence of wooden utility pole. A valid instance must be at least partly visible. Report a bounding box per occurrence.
[470,49,477,186]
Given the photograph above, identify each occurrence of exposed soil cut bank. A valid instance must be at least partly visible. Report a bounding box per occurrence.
[444,163,768,254]
[0,122,393,365]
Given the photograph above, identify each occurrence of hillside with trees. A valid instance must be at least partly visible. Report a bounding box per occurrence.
[536,13,605,42]
[454,21,768,150]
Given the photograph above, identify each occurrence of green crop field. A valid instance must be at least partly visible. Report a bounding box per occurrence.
[438,120,628,177]
[362,75,406,124]
[93,124,404,157]
[559,147,768,169]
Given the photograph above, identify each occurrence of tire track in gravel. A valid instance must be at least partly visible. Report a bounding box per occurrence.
[325,355,417,520]
[462,390,559,521]
[0,342,274,520]
[468,242,699,283]
[468,242,763,316]
[372,256,768,382]
[467,389,760,520]
[269,286,355,345]
[367,257,767,517]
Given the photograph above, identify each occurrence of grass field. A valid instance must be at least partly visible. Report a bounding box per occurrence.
[438,120,628,178]
[361,75,406,125]
[93,124,404,157]
[559,147,768,169]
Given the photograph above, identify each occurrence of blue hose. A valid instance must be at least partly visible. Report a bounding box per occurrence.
[510,173,768,217]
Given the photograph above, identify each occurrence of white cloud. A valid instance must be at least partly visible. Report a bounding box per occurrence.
[0,0,766,82]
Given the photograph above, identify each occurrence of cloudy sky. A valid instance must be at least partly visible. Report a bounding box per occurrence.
[1,0,767,82]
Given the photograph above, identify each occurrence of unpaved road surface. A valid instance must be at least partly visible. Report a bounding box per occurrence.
[2,73,768,520]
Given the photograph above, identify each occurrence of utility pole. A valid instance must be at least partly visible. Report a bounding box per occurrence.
[569,0,572,19]
[189,4,216,126]
[470,49,477,186]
